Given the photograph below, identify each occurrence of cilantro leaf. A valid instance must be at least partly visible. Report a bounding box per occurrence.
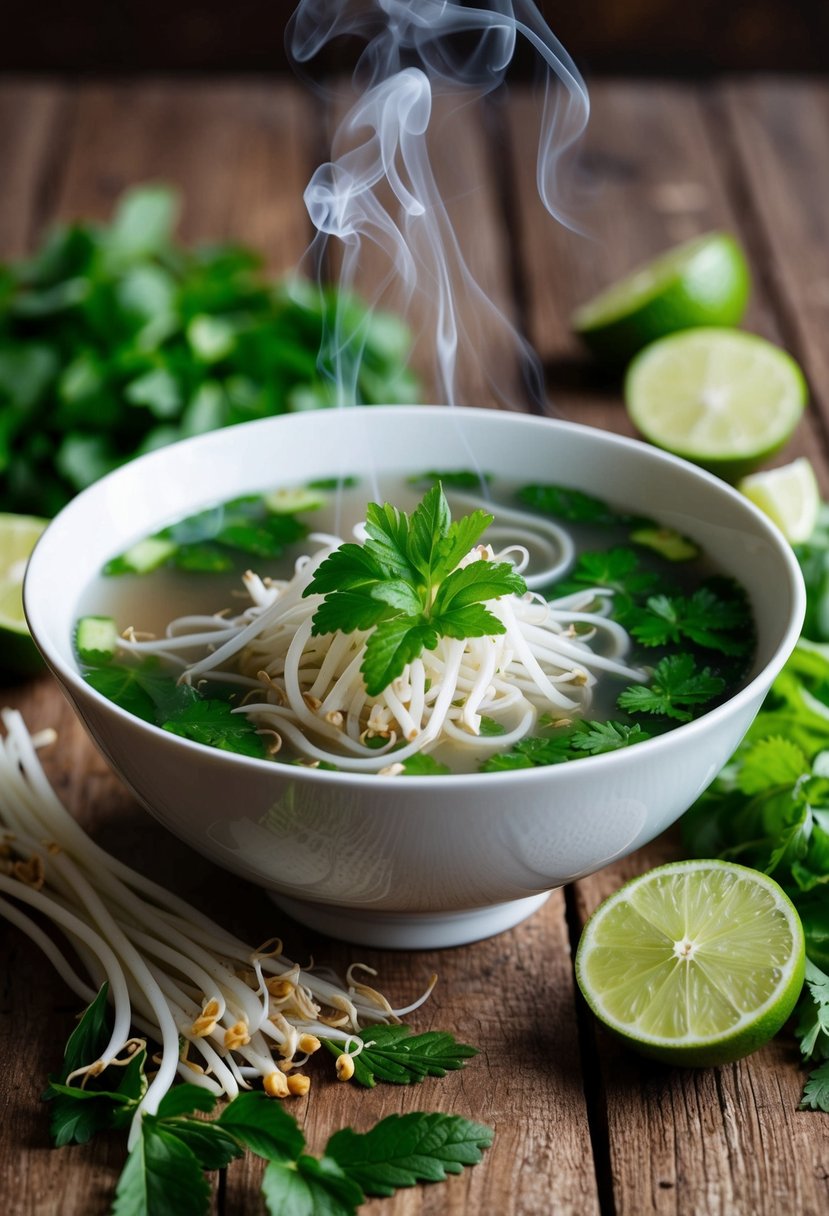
[44,985,147,1147]
[325,1112,494,1198]
[408,482,452,582]
[481,731,576,772]
[409,469,491,490]
[737,737,809,796]
[431,560,524,617]
[618,655,725,722]
[554,546,660,600]
[800,1061,829,1112]
[362,618,439,697]
[217,1090,305,1161]
[306,485,525,695]
[517,483,625,525]
[431,508,493,582]
[321,1025,478,1088]
[112,1120,211,1216]
[162,699,268,759]
[400,754,452,775]
[569,720,652,755]
[628,586,751,655]
[83,658,198,725]
[261,1153,364,1216]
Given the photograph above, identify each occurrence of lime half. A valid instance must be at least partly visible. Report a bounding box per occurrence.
[572,233,750,362]
[738,457,820,544]
[625,328,807,480]
[575,860,805,1067]
[0,513,48,677]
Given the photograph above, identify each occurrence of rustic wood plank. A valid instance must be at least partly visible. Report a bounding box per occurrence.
[0,81,69,257]
[717,78,829,441]
[506,78,829,1215]
[52,80,316,274]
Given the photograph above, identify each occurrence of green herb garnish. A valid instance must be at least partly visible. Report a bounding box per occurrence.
[617,654,725,722]
[627,584,751,655]
[304,484,526,696]
[47,991,491,1216]
[320,1025,478,1087]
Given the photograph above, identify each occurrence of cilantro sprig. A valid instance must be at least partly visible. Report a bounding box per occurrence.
[46,990,492,1216]
[304,483,526,696]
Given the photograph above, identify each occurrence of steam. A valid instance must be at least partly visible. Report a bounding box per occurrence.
[287,0,589,410]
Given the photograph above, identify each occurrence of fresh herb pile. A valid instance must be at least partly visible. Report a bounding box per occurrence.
[0,185,418,517]
[47,986,489,1216]
[678,503,829,1112]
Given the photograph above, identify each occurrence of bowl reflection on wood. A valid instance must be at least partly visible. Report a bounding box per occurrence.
[24,407,805,949]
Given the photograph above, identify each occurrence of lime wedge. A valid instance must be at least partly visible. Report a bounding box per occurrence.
[0,513,48,677]
[625,328,807,480]
[738,457,820,544]
[575,860,805,1067]
[572,233,750,362]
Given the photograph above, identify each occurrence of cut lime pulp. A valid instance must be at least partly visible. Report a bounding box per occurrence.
[575,859,805,1067]
[625,328,807,480]
[572,232,750,363]
[738,457,820,544]
[0,513,48,677]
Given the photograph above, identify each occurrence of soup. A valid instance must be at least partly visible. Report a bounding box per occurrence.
[73,473,755,775]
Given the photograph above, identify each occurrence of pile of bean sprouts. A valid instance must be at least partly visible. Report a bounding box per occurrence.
[119,506,647,773]
[0,710,431,1145]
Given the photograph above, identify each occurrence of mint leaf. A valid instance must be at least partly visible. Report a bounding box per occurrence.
[112,1120,211,1216]
[326,1112,494,1198]
[155,1085,216,1120]
[321,1025,478,1088]
[618,655,725,722]
[161,1119,244,1171]
[261,1154,364,1216]
[362,618,438,697]
[217,1091,305,1161]
[163,699,268,759]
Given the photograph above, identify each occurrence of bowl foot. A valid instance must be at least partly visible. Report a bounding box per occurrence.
[269,890,552,949]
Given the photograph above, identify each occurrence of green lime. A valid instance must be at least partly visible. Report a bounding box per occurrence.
[575,860,805,1067]
[0,513,48,677]
[738,457,820,544]
[572,232,750,362]
[624,328,807,480]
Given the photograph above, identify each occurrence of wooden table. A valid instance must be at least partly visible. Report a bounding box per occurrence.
[2,75,828,1215]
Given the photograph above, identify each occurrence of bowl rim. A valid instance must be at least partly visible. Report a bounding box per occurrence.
[24,405,807,788]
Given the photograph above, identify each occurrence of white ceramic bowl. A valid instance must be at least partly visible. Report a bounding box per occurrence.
[24,407,805,949]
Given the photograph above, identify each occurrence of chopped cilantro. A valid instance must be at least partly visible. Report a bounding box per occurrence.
[618,654,725,722]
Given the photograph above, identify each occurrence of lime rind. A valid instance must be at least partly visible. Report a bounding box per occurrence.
[575,859,805,1066]
[573,233,750,362]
